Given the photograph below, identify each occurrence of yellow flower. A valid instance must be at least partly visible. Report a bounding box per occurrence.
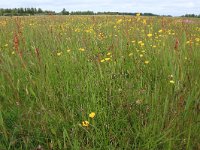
[147,33,152,37]
[129,53,133,56]
[143,19,147,25]
[170,80,175,84]
[158,30,163,33]
[107,52,111,56]
[186,40,193,44]
[57,52,62,56]
[142,50,145,53]
[144,61,149,64]
[12,51,15,55]
[195,38,200,42]
[152,45,157,48]
[89,112,95,119]
[67,49,71,53]
[4,44,8,47]
[105,58,111,61]
[140,54,143,58]
[79,48,85,52]
[140,43,145,46]
[82,121,89,127]
[100,59,105,63]
[136,13,140,16]
[116,19,123,24]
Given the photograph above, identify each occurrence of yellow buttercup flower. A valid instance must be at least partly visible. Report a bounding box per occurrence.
[105,58,111,61]
[107,52,111,56]
[152,45,157,48]
[57,52,62,56]
[136,13,140,16]
[82,121,89,127]
[170,80,175,84]
[116,19,123,24]
[89,112,95,119]
[129,53,133,56]
[144,61,149,64]
[140,43,145,46]
[147,33,153,37]
[100,59,105,63]
[79,48,85,52]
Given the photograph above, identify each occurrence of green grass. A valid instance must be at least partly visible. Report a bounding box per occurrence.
[0,15,200,149]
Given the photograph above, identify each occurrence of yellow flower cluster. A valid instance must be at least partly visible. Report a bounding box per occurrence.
[82,112,96,127]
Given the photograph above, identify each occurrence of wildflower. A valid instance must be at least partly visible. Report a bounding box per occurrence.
[152,45,157,48]
[140,54,143,58]
[158,30,163,33]
[129,53,133,56]
[169,80,175,84]
[12,51,15,55]
[142,50,145,53]
[105,58,111,61]
[139,42,145,46]
[67,49,71,53]
[107,52,111,56]
[186,41,190,44]
[100,59,105,63]
[82,121,89,127]
[144,61,149,64]
[57,52,62,56]
[79,48,85,52]
[136,13,140,16]
[116,19,123,24]
[138,41,143,44]
[143,19,147,25]
[147,33,153,37]
[89,112,95,119]
[4,44,8,47]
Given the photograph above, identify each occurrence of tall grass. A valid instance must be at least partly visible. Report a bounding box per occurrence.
[0,15,200,149]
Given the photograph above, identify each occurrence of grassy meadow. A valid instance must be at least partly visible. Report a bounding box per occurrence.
[0,15,200,149]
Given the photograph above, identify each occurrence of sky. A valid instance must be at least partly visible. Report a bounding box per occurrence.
[0,0,199,16]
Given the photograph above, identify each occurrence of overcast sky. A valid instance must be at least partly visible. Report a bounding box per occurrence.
[0,0,199,16]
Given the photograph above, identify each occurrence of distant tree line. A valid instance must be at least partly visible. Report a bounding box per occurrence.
[0,8,56,16]
[181,14,200,18]
[0,8,198,17]
[0,8,161,16]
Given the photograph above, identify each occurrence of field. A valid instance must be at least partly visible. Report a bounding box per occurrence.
[0,15,200,149]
